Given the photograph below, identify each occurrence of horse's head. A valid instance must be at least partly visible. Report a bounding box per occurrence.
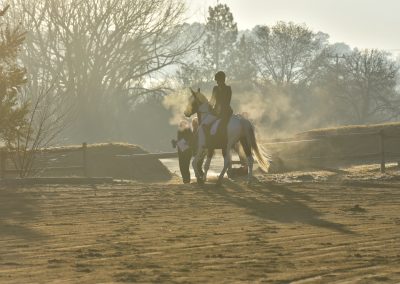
[184,88,207,117]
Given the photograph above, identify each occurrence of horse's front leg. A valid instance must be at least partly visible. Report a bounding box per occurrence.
[203,149,214,182]
[216,146,231,186]
[196,149,206,179]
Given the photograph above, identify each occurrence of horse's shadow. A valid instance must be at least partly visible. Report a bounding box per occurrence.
[201,179,354,235]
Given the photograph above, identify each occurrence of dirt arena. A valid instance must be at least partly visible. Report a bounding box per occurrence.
[1,166,400,283]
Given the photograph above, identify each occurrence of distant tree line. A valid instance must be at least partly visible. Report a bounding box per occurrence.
[179,4,400,132]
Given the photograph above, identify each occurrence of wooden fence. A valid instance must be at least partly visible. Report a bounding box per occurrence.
[0,143,88,179]
[117,130,400,173]
[116,153,243,165]
[1,129,399,179]
[264,130,400,173]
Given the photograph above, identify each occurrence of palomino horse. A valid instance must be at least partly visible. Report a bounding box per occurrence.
[184,88,270,185]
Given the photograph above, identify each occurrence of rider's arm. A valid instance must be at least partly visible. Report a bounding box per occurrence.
[210,86,217,108]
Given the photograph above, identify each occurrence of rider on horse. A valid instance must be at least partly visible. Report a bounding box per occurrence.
[184,81,270,185]
[210,71,233,147]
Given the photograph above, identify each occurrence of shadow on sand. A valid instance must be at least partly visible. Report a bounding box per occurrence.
[0,186,46,241]
[202,179,354,235]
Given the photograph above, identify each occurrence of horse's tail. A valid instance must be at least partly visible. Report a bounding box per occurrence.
[246,121,270,173]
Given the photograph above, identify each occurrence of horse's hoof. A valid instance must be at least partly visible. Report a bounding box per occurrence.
[197,178,204,185]
[215,179,223,187]
[247,176,258,186]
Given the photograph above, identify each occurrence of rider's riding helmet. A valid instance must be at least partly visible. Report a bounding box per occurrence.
[214,71,226,82]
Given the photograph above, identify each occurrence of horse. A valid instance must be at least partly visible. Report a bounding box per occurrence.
[184,88,270,185]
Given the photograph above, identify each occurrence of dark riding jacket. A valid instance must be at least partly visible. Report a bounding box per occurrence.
[176,128,194,154]
[211,84,233,121]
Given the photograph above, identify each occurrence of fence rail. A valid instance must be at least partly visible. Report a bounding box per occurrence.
[263,130,400,173]
[116,152,178,159]
[116,130,400,172]
[0,143,87,179]
[116,152,243,165]
[1,129,399,178]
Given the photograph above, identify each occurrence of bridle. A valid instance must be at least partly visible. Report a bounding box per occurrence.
[193,97,211,125]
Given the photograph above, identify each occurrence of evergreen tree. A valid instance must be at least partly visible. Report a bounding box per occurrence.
[228,34,257,82]
[0,5,28,144]
[203,3,238,74]
[177,4,238,86]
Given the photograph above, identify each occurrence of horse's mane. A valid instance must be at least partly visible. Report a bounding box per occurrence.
[195,92,209,104]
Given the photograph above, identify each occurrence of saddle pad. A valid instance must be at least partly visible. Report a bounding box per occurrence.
[210,119,221,136]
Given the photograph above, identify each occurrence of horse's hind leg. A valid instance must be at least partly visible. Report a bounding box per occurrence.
[240,137,253,184]
[246,156,254,184]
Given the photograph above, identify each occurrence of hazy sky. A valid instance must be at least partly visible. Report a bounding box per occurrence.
[185,0,400,54]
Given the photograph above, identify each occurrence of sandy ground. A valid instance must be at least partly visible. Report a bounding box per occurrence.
[1,166,400,283]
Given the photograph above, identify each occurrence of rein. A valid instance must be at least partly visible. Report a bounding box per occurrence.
[196,102,211,125]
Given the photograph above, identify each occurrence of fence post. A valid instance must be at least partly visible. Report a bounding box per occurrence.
[82,142,88,177]
[379,130,386,173]
[0,150,6,179]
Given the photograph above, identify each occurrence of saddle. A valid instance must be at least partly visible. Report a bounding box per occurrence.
[203,119,227,149]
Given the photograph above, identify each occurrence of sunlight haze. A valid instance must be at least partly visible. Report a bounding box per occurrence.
[186,0,400,54]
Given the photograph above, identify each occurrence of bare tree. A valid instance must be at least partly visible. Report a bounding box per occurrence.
[7,82,70,177]
[329,49,400,124]
[5,0,199,141]
[251,22,329,87]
